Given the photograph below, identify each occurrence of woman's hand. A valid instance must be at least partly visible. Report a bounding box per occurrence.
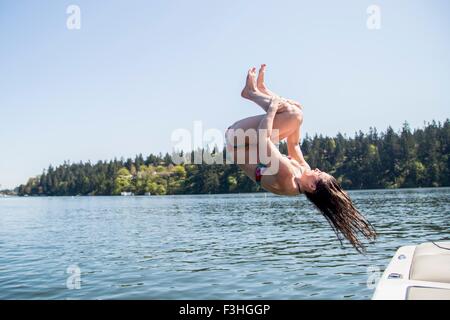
[268,96,286,113]
[276,96,303,111]
[269,96,297,114]
[284,98,303,111]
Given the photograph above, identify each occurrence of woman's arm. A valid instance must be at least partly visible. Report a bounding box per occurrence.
[287,126,311,170]
[256,97,302,190]
[257,97,293,181]
[258,97,280,140]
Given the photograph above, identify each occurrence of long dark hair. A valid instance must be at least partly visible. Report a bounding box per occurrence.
[304,176,376,253]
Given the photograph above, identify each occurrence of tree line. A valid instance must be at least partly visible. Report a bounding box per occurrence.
[17,120,450,196]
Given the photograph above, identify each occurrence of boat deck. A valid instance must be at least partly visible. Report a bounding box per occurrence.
[373,241,450,300]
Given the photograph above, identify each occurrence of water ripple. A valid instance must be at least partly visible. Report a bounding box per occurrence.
[0,188,449,299]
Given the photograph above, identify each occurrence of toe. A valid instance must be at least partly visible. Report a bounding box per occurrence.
[257,65,265,80]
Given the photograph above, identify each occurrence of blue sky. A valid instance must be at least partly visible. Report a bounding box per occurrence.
[0,0,449,188]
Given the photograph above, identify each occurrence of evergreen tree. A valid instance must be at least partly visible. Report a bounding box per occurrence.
[17,120,450,196]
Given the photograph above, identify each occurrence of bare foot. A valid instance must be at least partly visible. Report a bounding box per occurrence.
[257,64,273,96]
[241,67,259,100]
[256,64,303,110]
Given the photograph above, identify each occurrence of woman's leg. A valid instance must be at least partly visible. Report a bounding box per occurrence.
[226,67,303,166]
[226,105,302,153]
[253,65,303,149]
[240,67,273,112]
[255,64,303,111]
[225,109,302,167]
[232,67,303,146]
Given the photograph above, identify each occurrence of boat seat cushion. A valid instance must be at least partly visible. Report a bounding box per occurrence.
[407,287,450,300]
[410,242,450,283]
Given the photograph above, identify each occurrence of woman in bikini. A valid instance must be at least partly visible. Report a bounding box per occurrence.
[226,65,376,253]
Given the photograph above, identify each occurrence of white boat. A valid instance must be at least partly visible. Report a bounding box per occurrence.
[120,192,134,196]
[373,241,450,300]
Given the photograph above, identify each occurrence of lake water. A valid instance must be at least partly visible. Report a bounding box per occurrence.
[0,188,449,300]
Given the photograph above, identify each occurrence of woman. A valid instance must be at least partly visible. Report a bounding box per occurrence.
[226,64,376,253]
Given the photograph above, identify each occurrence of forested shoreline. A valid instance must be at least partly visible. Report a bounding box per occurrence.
[16,120,450,196]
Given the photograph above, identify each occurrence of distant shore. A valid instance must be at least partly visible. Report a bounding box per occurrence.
[3,186,449,198]
[14,120,450,197]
